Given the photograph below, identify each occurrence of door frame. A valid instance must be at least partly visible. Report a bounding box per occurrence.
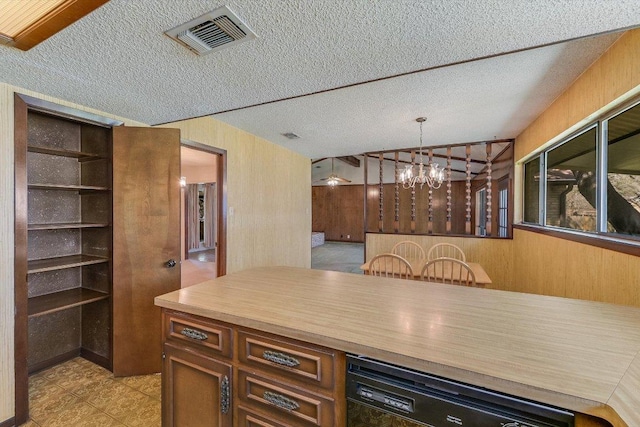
[181,139,227,277]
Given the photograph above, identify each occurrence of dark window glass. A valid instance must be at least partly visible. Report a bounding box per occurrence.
[476,188,487,236]
[498,185,508,237]
[545,128,597,232]
[523,157,540,223]
[606,102,640,237]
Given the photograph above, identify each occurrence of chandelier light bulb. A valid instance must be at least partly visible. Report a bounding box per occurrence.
[399,117,445,190]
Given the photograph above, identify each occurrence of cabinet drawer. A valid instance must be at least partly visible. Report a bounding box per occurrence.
[237,406,290,427]
[237,330,335,389]
[164,310,232,359]
[236,369,335,427]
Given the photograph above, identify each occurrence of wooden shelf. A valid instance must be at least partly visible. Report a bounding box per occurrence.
[28,288,109,318]
[28,222,110,230]
[27,145,107,162]
[28,183,110,192]
[28,254,109,274]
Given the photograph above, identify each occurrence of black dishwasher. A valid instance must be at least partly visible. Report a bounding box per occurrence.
[346,355,574,427]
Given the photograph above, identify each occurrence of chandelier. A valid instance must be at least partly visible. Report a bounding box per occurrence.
[399,117,445,190]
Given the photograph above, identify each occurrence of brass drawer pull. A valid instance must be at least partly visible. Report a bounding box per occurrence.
[263,391,300,411]
[180,327,208,341]
[221,375,230,414]
[262,350,300,367]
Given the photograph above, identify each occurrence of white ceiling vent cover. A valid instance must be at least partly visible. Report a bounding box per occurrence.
[165,5,256,56]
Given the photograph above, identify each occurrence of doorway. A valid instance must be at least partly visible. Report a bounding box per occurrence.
[180,142,227,287]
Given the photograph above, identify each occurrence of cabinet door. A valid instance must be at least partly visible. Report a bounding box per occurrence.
[112,126,181,376]
[163,344,232,427]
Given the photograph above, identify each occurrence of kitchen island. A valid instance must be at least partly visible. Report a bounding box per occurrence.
[155,266,640,426]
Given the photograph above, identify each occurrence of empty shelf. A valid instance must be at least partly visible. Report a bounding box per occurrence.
[28,222,110,230]
[27,145,107,161]
[28,254,109,274]
[28,183,110,191]
[28,288,109,317]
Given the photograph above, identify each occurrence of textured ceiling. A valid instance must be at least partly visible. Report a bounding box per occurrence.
[1,0,639,176]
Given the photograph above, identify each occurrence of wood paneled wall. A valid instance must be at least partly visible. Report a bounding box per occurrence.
[157,117,311,274]
[512,229,640,306]
[312,185,364,242]
[516,29,640,161]
[511,29,640,307]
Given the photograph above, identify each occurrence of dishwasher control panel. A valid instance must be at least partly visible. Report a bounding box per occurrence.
[357,383,414,413]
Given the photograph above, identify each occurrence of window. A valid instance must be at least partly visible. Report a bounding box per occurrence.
[523,98,640,241]
[475,188,487,236]
[545,127,597,232]
[607,102,640,237]
[498,181,509,237]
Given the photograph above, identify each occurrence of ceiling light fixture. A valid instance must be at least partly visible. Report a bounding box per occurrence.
[319,158,351,187]
[399,117,445,190]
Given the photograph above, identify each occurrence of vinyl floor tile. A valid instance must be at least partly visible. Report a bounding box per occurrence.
[25,357,161,427]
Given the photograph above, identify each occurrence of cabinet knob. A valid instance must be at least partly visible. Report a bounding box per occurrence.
[165,259,177,268]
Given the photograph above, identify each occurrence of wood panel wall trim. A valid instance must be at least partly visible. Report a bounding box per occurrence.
[368,231,514,241]
[13,93,29,425]
[0,417,15,427]
[513,223,640,257]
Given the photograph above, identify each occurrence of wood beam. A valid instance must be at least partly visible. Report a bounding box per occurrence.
[336,156,360,167]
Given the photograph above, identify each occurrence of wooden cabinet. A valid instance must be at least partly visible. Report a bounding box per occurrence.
[161,309,346,427]
[163,343,232,427]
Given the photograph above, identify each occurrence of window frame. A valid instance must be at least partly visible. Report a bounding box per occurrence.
[520,95,640,252]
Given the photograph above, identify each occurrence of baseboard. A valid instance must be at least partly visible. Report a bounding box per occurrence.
[80,348,111,371]
[0,416,15,427]
[27,349,80,375]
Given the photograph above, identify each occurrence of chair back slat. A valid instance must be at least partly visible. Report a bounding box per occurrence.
[420,257,476,286]
[426,243,466,262]
[391,241,426,260]
[369,253,413,279]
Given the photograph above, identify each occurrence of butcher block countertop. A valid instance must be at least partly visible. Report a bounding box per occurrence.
[155,266,640,426]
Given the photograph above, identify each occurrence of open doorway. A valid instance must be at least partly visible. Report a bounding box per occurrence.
[180,142,227,287]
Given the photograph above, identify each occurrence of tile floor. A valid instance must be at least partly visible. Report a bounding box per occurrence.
[24,357,161,427]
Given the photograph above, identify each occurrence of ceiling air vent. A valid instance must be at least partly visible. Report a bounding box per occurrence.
[165,5,256,56]
[282,132,300,140]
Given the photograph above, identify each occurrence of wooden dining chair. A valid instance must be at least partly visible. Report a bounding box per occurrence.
[426,243,466,262]
[391,241,426,260]
[368,254,414,279]
[420,257,476,286]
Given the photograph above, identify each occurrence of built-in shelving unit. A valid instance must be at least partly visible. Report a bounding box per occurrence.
[21,106,114,374]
